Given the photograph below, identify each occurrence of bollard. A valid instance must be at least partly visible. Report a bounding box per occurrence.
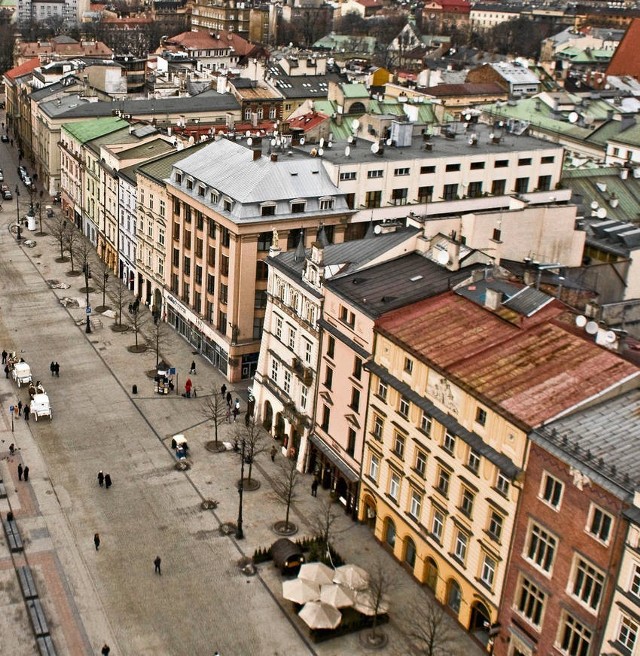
[132,384,137,394]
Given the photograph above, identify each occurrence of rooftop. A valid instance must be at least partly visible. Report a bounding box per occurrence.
[61,116,128,144]
[607,18,640,79]
[376,289,639,429]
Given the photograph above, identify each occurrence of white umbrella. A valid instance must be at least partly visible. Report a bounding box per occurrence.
[333,564,370,591]
[320,583,355,608]
[298,562,335,586]
[299,601,342,629]
[282,578,321,605]
[353,590,390,616]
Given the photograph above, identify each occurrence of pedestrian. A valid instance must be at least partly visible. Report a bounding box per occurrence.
[9,443,15,456]
[226,406,231,423]
[24,404,29,421]
[23,466,29,482]
[101,645,110,656]
[185,378,192,398]
[50,361,55,376]
[311,478,319,496]
[4,364,9,378]
[226,391,232,407]
[54,362,60,377]
[104,473,112,489]
[235,398,240,412]
[14,404,20,418]
[18,463,23,480]
[94,533,100,550]
[154,555,162,575]
[17,400,23,418]
[232,406,239,422]
[1,349,6,364]
[98,471,104,487]
[221,383,227,398]
[271,445,277,462]
[190,360,196,375]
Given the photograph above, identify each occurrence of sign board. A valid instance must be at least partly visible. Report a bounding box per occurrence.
[86,307,92,315]
[9,405,14,413]
[168,368,176,375]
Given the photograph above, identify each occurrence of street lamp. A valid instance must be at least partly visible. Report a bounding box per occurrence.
[14,184,21,240]
[236,437,246,540]
[102,270,109,309]
[84,261,92,334]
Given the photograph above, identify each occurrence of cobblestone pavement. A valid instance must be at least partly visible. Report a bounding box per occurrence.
[0,204,485,655]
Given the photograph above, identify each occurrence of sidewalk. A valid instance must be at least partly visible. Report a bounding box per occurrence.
[0,204,485,655]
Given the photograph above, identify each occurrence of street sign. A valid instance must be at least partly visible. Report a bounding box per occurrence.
[86,307,92,315]
[9,405,14,413]
[168,368,176,375]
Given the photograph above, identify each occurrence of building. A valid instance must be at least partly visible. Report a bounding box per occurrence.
[466,62,541,98]
[495,389,640,656]
[13,35,112,66]
[360,280,638,643]
[163,137,354,381]
[190,0,252,37]
[16,0,89,22]
[422,0,471,31]
[469,4,519,32]
[606,19,640,81]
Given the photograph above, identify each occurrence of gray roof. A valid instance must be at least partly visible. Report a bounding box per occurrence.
[326,251,483,318]
[169,138,350,221]
[265,65,342,99]
[39,92,240,119]
[457,279,554,317]
[535,389,640,499]
[136,142,209,184]
[30,78,82,101]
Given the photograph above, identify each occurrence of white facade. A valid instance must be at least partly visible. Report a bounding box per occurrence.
[18,0,88,23]
[469,6,519,31]
[118,176,138,292]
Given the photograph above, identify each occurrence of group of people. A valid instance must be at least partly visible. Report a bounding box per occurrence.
[3,352,23,378]
[97,471,113,489]
[28,380,45,399]
[14,399,30,421]
[49,361,61,376]
[17,463,30,481]
[220,386,241,422]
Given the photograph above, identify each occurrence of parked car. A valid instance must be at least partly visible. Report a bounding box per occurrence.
[1,184,12,200]
[18,165,27,178]
[0,168,4,182]
[23,176,32,187]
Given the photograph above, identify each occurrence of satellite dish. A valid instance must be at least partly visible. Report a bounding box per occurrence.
[247,137,253,146]
[585,321,599,335]
[465,113,471,121]
[604,330,617,344]
[590,201,599,210]
[436,250,449,265]
[596,207,607,219]
[374,224,382,234]
[345,146,351,157]
[489,133,494,140]
[352,119,360,130]
[371,142,379,154]
[245,130,251,137]
[319,137,325,148]
[575,315,587,328]
[468,138,474,146]
[568,112,579,124]
[385,138,392,147]
[318,148,324,156]
[299,137,305,145]
[347,136,353,144]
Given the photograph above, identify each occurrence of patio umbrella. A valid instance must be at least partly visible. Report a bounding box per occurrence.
[353,590,390,616]
[298,601,342,630]
[298,562,335,586]
[333,564,370,591]
[320,583,355,608]
[282,578,321,605]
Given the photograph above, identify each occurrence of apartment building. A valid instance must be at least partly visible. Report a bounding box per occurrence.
[496,389,640,656]
[361,279,639,643]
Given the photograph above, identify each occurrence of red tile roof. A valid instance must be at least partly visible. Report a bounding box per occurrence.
[607,18,640,79]
[4,58,40,80]
[165,30,255,57]
[376,292,639,429]
[288,112,329,132]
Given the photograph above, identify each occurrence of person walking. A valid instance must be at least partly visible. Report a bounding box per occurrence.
[54,362,60,377]
[17,400,22,417]
[23,404,29,421]
[226,391,232,407]
[271,445,277,462]
[232,406,239,422]
[1,349,7,364]
[98,471,104,487]
[104,474,112,489]
[17,463,23,480]
[226,405,231,423]
[185,378,192,398]
[221,383,227,398]
[4,364,8,378]
[101,645,110,656]
[9,443,15,456]
[154,555,162,575]
[94,533,100,551]
[311,478,319,497]
[23,466,29,482]
[50,361,55,376]
[189,360,196,375]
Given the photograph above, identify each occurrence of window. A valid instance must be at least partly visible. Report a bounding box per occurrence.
[183,256,191,276]
[481,554,496,587]
[256,261,268,281]
[270,358,279,382]
[389,472,400,502]
[467,181,483,197]
[443,183,458,200]
[515,177,529,194]
[470,161,485,170]
[571,558,604,611]
[460,488,475,518]
[319,198,334,210]
[340,171,356,181]
[631,563,640,598]
[403,357,413,374]
[421,165,436,174]
[253,317,263,340]
[288,326,296,350]
[415,450,427,477]
[261,204,275,217]
[391,188,408,206]
[275,315,283,340]
[393,433,405,459]
[437,468,450,497]
[468,449,480,473]
[494,159,509,168]
[350,388,360,412]
[488,511,503,542]
[475,407,487,426]
[369,453,380,481]
[321,405,330,431]
[518,157,532,166]
[443,430,456,454]
[394,167,410,176]
[339,305,355,328]
[516,577,546,626]
[454,530,468,562]
[254,290,267,309]
[418,185,433,203]
[324,365,333,390]
[283,371,292,395]
[409,490,422,520]
[377,379,388,401]
[588,505,613,543]
[353,357,362,380]
[257,232,272,251]
[537,174,552,191]
[291,201,305,213]
[558,613,592,656]
[446,163,461,172]
[541,155,555,164]
[399,396,410,419]
[491,179,506,195]
[541,473,563,509]
[219,283,228,305]
[526,523,557,573]
[367,169,383,179]
[326,335,335,358]
[220,255,229,276]
[195,265,203,285]
[373,415,384,440]
[618,615,638,652]
[365,190,382,208]
[420,412,432,436]
[496,472,510,496]
[432,508,444,541]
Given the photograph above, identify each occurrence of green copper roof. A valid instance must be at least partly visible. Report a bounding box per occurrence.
[61,117,128,144]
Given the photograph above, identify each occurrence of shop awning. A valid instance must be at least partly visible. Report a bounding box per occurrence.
[309,434,359,483]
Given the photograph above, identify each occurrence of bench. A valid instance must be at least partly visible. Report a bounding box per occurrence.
[0,480,6,498]
[36,636,56,656]
[2,519,24,552]
[27,598,49,637]
[18,566,38,600]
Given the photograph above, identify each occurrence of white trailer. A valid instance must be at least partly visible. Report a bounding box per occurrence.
[12,362,32,387]
[30,393,52,421]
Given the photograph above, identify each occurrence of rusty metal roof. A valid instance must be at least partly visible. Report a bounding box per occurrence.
[376,292,639,429]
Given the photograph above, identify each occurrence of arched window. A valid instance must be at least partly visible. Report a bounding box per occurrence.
[404,536,417,568]
[385,518,396,548]
[447,579,462,615]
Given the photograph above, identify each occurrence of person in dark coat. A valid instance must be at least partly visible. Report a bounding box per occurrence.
[232,406,239,422]
[18,463,23,480]
[190,360,196,374]
[94,533,100,550]
[1,349,7,364]
[221,383,227,398]
[311,478,319,496]
[54,362,60,377]
[4,364,9,378]
[23,466,29,481]
[271,445,277,462]
[154,555,162,575]
[101,645,110,656]
[50,361,55,376]
[104,474,112,489]
[226,391,232,407]
[98,471,104,487]
[17,400,23,417]
[23,405,29,421]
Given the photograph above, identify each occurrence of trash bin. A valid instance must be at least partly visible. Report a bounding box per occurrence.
[27,214,36,231]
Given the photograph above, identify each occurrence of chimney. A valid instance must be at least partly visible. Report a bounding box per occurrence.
[270,153,278,162]
[253,148,261,161]
[485,288,503,310]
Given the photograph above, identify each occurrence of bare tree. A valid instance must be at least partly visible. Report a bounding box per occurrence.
[94,260,112,312]
[128,304,151,348]
[272,456,300,531]
[64,225,82,272]
[201,388,227,448]
[310,499,340,565]
[364,559,396,644]
[403,598,461,656]
[113,277,128,328]
[235,416,268,484]
[149,317,170,369]
[76,237,93,286]
[50,215,71,261]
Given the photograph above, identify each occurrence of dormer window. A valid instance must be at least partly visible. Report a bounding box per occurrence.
[186,178,194,190]
[198,185,206,197]
[223,197,233,212]
[261,202,276,217]
[210,190,220,204]
[319,197,334,210]
[175,171,183,184]
[291,199,306,214]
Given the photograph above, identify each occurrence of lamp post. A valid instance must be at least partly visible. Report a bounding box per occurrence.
[102,270,109,309]
[14,184,21,240]
[236,437,246,539]
[84,261,92,334]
